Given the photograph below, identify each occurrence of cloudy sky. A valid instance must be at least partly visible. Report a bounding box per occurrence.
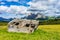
[0,0,60,19]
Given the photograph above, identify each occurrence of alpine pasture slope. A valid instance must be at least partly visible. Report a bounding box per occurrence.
[0,22,60,40]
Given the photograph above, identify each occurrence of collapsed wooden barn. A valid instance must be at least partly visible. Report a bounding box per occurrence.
[8,19,39,33]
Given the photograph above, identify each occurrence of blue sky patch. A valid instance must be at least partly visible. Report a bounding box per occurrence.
[0,0,31,7]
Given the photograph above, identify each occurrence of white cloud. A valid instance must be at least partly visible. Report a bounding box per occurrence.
[48,0,57,3]
[28,0,48,10]
[7,5,28,14]
[0,5,28,14]
[27,0,60,16]
[0,0,60,19]
[0,5,29,18]
[0,6,8,12]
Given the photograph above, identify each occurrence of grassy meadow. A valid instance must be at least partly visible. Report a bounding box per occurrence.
[0,22,60,40]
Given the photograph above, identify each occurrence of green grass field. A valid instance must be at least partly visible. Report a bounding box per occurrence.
[0,22,60,40]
